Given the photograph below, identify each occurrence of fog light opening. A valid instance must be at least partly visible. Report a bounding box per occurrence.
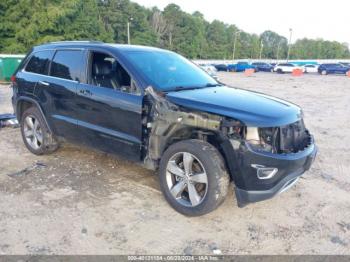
[251,164,278,180]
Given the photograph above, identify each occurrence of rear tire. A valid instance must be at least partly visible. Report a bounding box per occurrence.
[277,69,283,74]
[20,106,59,155]
[159,139,229,216]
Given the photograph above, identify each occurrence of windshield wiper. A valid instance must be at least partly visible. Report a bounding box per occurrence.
[173,86,203,91]
[170,83,222,92]
[203,83,223,87]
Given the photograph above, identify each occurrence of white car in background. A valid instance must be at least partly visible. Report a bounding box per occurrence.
[302,64,319,73]
[199,64,219,79]
[273,63,304,73]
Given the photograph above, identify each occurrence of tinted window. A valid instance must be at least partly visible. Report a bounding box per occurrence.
[51,50,84,81]
[25,50,54,75]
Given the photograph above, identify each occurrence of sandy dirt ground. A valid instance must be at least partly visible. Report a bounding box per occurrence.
[0,72,350,255]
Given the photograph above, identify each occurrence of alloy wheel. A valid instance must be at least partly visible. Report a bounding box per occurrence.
[165,152,208,207]
[23,115,43,150]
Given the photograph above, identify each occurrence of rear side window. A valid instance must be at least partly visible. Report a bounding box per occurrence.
[25,50,54,75]
[50,50,84,81]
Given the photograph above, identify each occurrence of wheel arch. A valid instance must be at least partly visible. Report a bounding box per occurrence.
[163,128,238,182]
[146,124,235,176]
[16,97,52,133]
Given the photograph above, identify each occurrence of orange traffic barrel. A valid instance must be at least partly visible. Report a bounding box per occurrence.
[292,68,303,76]
[244,68,255,76]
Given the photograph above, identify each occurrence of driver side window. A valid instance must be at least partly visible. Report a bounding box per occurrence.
[89,51,140,95]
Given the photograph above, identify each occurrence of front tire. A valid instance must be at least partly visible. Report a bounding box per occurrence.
[159,139,229,216]
[321,70,328,75]
[20,106,59,155]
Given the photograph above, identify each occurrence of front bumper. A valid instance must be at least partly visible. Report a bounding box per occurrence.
[223,138,317,207]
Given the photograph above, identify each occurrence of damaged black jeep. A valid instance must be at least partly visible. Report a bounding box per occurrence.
[12,42,317,216]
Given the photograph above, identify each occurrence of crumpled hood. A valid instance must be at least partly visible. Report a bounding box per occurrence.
[166,86,302,127]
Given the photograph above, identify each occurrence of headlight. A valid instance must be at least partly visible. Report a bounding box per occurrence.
[245,127,278,153]
[245,121,310,154]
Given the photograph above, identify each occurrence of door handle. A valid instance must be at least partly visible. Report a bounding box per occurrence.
[38,81,49,86]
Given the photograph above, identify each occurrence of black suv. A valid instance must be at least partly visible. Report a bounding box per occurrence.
[11,41,317,216]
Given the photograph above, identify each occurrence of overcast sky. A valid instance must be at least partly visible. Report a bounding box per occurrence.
[133,0,349,45]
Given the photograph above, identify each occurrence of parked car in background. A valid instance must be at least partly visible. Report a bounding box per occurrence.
[318,63,350,75]
[302,64,319,73]
[11,41,317,216]
[214,64,228,71]
[199,64,218,80]
[273,63,303,73]
[339,62,350,68]
[251,62,274,72]
[228,61,257,72]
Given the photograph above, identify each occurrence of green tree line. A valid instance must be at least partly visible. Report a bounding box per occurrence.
[1,0,349,59]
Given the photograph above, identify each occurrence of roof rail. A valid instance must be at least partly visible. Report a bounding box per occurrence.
[45,40,104,45]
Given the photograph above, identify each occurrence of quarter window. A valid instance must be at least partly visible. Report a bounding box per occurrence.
[50,50,84,81]
[25,50,54,75]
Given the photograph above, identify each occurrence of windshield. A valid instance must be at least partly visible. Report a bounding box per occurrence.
[123,50,218,91]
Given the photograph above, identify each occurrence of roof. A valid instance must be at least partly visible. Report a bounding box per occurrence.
[34,41,165,53]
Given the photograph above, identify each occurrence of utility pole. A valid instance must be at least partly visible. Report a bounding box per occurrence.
[287,28,293,62]
[127,17,133,44]
[232,30,240,61]
[259,41,264,60]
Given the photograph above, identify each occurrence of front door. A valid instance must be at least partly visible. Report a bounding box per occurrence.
[75,50,143,160]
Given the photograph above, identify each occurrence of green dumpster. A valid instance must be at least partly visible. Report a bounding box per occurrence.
[0,54,25,82]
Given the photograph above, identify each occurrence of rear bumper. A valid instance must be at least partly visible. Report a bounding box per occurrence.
[227,139,317,207]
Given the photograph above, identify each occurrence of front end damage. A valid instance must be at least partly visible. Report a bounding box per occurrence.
[143,87,317,207]
[228,122,317,207]
[142,86,225,169]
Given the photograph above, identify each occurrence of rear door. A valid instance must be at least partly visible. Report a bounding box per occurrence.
[330,64,338,73]
[74,50,143,160]
[45,49,85,140]
[286,64,294,72]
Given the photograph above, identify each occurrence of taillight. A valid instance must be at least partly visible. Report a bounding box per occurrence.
[10,75,16,83]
